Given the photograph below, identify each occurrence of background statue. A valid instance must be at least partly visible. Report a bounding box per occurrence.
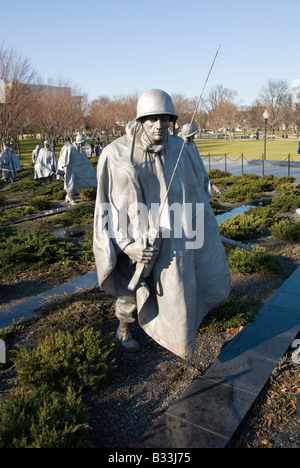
[10,147,22,173]
[0,145,17,183]
[57,134,97,205]
[34,140,57,184]
[93,89,231,359]
[32,144,40,165]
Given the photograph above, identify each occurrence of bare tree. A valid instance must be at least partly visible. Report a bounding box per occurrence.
[29,76,86,147]
[206,84,238,138]
[259,79,289,138]
[0,43,37,147]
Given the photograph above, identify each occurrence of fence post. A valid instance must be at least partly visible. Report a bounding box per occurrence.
[241,153,244,174]
[288,154,290,177]
[225,153,227,172]
[208,152,211,171]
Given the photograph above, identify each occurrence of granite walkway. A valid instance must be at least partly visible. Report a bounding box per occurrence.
[137,266,300,448]
[0,270,98,329]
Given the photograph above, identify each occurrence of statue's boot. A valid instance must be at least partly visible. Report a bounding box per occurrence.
[65,192,77,206]
[116,321,140,353]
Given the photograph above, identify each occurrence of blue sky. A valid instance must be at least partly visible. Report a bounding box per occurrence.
[0,0,299,106]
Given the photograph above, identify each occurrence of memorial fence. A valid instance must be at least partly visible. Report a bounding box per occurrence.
[201,152,300,179]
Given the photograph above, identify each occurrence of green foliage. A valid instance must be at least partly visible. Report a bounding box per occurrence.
[48,202,95,227]
[29,180,65,200]
[0,205,38,225]
[13,327,115,393]
[199,293,258,332]
[5,177,39,192]
[0,320,23,341]
[0,386,90,448]
[219,213,262,240]
[0,228,78,278]
[79,188,97,201]
[0,225,16,242]
[246,205,279,227]
[275,182,299,196]
[227,246,281,275]
[271,219,300,242]
[0,194,6,206]
[28,195,51,211]
[271,194,299,213]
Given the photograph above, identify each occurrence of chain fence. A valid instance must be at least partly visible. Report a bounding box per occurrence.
[201,153,300,181]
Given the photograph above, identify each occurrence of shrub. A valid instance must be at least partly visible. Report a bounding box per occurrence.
[271,195,299,213]
[246,205,279,227]
[275,183,299,196]
[5,177,39,192]
[219,213,262,240]
[227,246,281,275]
[29,195,51,211]
[0,194,6,206]
[30,180,65,200]
[199,293,257,332]
[48,202,95,227]
[79,188,96,201]
[271,219,300,242]
[13,327,115,393]
[0,386,90,448]
[0,228,78,278]
[0,205,37,225]
[219,183,259,202]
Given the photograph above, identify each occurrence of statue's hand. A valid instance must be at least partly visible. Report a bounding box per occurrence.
[123,238,159,264]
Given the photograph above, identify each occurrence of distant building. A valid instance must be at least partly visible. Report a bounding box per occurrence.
[289,86,300,104]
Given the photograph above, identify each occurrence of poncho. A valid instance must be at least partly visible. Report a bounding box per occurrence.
[34,148,57,179]
[57,143,97,192]
[93,121,231,358]
[0,151,17,180]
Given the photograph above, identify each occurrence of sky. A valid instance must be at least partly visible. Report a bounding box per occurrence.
[0,0,299,107]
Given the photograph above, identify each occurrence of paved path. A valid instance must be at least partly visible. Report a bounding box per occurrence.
[137,266,300,448]
[0,271,98,329]
[202,158,300,184]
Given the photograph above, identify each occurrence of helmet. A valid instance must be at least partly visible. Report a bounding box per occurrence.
[136,89,178,121]
[75,134,86,144]
[180,123,198,138]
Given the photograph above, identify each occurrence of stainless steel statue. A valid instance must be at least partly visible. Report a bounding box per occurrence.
[0,145,17,183]
[57,134,97,205]
[34,140,57,183]
[93,89,231,358]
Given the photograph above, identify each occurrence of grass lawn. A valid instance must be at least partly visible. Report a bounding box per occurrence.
[195,138,300,161]
[14,136,300,165]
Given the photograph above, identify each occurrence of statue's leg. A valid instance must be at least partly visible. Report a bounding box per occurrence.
[115,296,140,352]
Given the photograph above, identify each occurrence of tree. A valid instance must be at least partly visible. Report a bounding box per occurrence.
[259,79,289,138]
[0,43,37,147]
[28,77,86,147]
[206,85,238,139]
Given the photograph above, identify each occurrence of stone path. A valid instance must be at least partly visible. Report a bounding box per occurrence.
[202,158,300,184]
[137,266,300,448]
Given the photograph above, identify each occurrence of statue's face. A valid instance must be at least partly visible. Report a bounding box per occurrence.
[142,114,170,144]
